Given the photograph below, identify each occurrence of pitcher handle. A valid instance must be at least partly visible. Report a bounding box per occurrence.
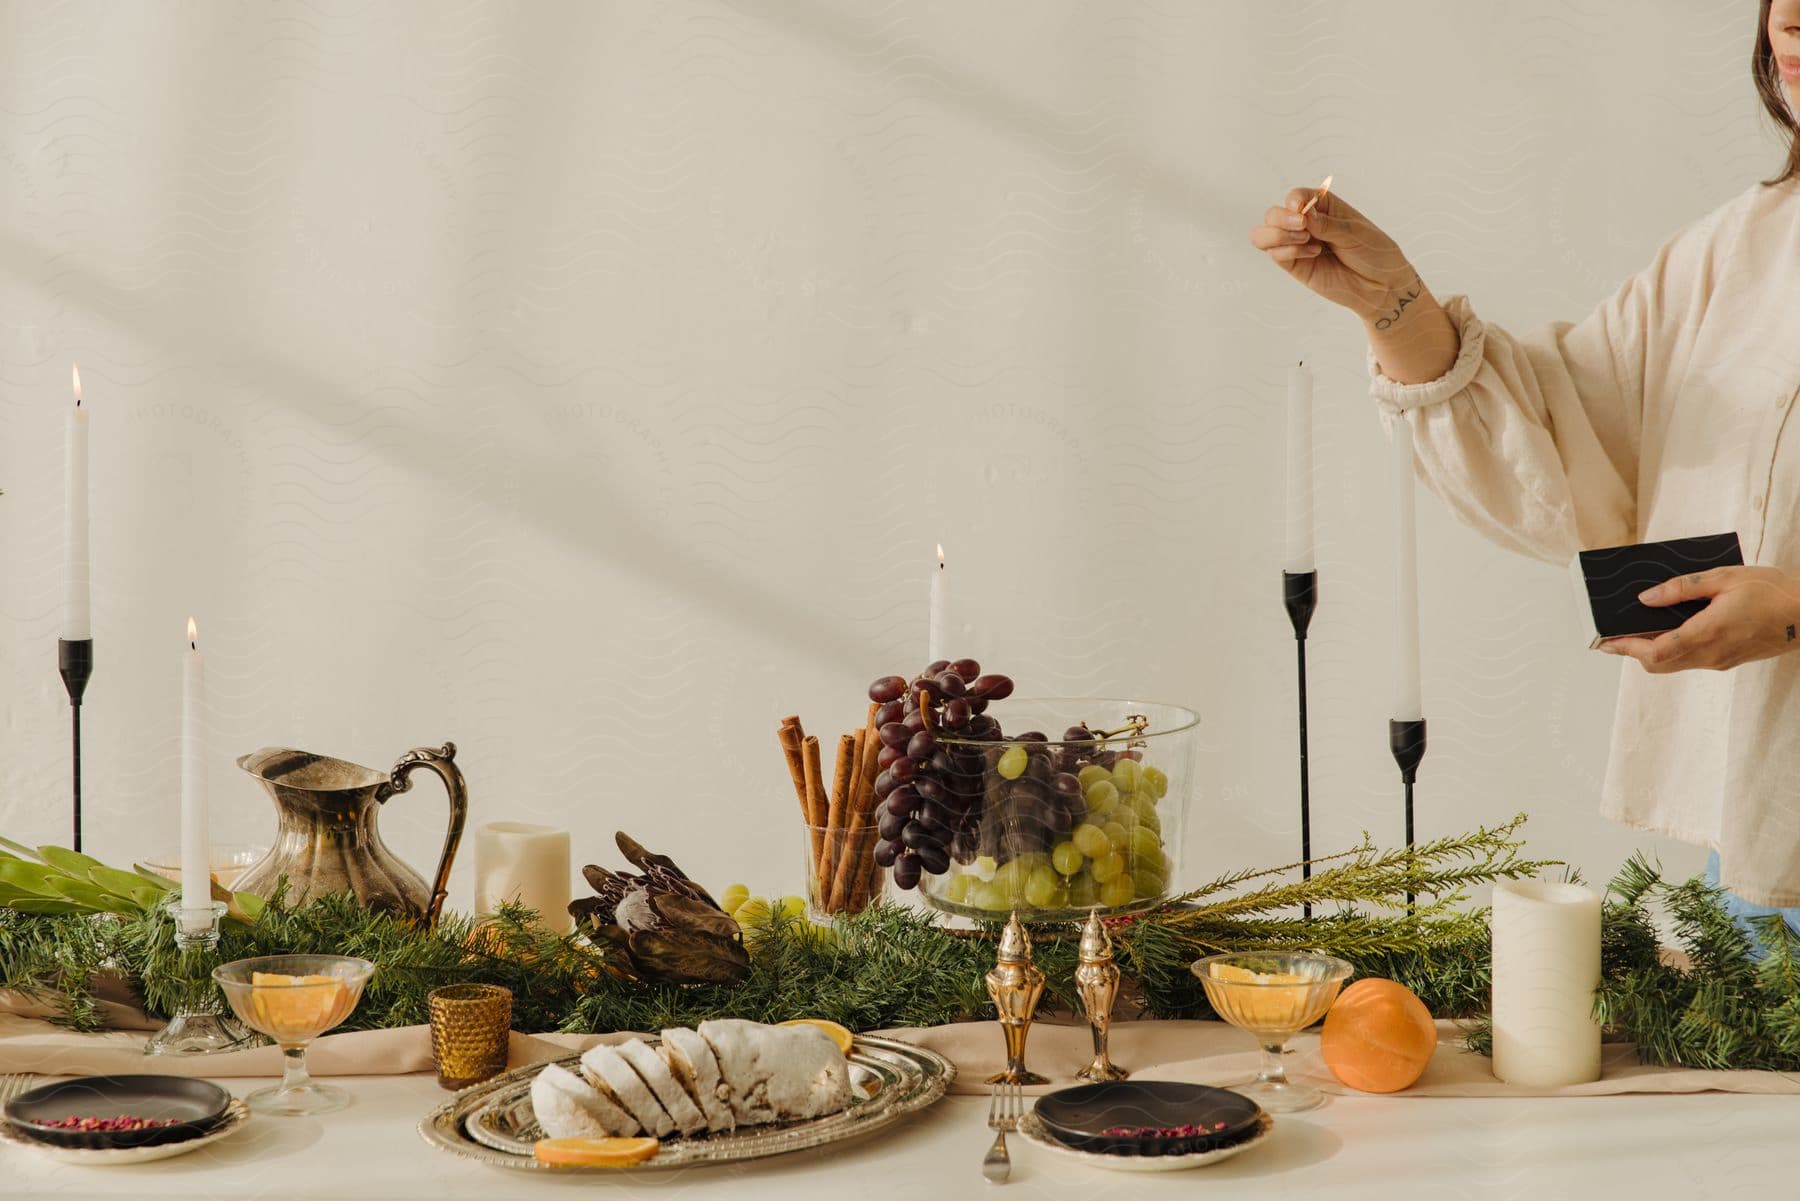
[378,743,468,929]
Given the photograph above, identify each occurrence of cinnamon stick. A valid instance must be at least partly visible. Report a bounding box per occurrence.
[779,717,815,827]
[856,698,885,813]
[822,733,855,903]
[803,733,827,830]
[856,846,884,909]
[836,704,884,911]
[824,729,861,909]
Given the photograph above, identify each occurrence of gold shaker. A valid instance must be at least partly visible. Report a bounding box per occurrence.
[1075,907,1128,1082]
[984,911,1048,1085]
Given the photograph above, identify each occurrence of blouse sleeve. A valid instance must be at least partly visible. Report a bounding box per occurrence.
[1368,219,1720,566]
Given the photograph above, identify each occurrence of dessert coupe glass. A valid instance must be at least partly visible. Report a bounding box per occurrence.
[1191,951,1353,1113]
[213,954,375,1116]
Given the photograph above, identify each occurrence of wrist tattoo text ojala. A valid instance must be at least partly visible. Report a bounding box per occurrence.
[1374,277,1424,331]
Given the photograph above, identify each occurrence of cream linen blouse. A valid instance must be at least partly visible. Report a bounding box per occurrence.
[1367,176,1800,906]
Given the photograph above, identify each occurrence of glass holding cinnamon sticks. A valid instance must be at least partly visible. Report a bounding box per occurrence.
[779,711,888,919]
[803,823,887,920]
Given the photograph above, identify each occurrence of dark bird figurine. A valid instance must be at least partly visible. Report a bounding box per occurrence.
[568,832,750,987]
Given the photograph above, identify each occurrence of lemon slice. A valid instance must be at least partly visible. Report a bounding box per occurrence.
[1205,963,1318,1030]
[1211,963,1309,986]
[247,971,349,1038]
[779,1018,854,1055]
[534,1137,662,1167]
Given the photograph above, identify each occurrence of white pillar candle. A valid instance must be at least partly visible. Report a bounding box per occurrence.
[64,365,90,640]
[1284,361,1314,573]
[928,543,947,664]
[180,618,211,931]
[474,822,572,934]
[1490,879,1602,1087]
[1392,415,1422,720]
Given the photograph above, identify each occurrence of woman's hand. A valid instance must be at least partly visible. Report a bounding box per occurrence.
[1604,566,1800,672]
[1249,187,1460,384]
[1249,188,1418,322]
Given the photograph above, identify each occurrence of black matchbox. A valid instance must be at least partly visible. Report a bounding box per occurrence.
[1569,531,1743,649]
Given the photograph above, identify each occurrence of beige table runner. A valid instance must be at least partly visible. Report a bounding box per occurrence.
[3,1003,1796,1097]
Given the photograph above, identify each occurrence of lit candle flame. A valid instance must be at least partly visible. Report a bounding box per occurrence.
[1300,174,1333,217]
[187,616,198,649]
[936,543,945,568]
[72,364,82,407]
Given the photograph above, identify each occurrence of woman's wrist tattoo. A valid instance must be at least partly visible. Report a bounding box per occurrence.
[1371,275,1425,331]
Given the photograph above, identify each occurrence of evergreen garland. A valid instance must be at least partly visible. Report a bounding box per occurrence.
[5,820,1800,1074]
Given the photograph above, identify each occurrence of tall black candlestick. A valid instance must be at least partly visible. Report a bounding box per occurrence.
[1389,717,1426,910]
[58,639,93,852]
[1284,571,1318,920]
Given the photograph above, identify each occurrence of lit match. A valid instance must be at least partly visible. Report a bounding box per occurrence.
[1300,174,1333,216]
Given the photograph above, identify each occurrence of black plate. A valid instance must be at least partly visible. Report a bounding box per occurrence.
[3,1075,233,1149]
[1034,1081,1263,1157]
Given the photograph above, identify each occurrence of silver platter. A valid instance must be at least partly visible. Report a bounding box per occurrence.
[419,1034,955,1171]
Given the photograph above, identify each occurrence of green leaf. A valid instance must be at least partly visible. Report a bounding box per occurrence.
[5,896,81,914]
[0,859,61,897]
[37,846,105,881]
[232,892,267,922]
[40,876,114,909]
[0,837,42,861]
[88,865,163,899]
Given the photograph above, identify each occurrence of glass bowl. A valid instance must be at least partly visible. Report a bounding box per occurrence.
[213,954,375,1116]
[142,844,268,891]
[803,822,888,924]
[1191,951,1353,1112]
[914,699,1197,924]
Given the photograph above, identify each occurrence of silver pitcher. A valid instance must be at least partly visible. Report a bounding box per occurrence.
[234,743,468,928]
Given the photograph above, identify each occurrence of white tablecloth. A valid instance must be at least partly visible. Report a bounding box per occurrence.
[3,1071,1795,1200]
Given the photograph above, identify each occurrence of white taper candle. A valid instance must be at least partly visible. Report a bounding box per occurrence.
[180,618,211,931]
[64,365,91,640]
[1285,362,1314,573]
[928,544,947,664]
[1392,414,1422,721]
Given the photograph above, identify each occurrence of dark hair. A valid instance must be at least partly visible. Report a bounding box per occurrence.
[1757,0,1800,184]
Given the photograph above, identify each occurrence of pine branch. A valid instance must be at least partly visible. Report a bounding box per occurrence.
[1160,815,1548,925]
[13,827,1800,1075]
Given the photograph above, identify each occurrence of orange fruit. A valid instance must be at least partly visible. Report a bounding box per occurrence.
[534,1137,662,1168]
[778,1018,855,1055]
[1319,978,1437,1093]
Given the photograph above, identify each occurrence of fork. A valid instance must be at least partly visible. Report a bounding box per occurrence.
[982,1080,1022,1183]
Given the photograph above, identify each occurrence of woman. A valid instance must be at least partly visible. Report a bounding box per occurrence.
[1251,0,1800,926]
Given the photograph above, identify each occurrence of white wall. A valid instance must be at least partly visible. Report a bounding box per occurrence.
[3,1,1771,909]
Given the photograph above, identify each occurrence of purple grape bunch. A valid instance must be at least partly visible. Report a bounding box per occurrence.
[866,661,1135,892]
[866,659,1008,890]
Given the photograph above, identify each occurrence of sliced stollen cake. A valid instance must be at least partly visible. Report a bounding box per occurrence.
[661,1027,736,1132]
[530,1062,638,1139]
[616,1038,708,1137]
[698,1019,852,1125]
[581,1043,676,1137]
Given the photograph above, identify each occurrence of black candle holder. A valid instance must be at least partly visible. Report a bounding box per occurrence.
[57,639,93,853]
[1283,571,1317,920]
[1389,717,1427,909]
